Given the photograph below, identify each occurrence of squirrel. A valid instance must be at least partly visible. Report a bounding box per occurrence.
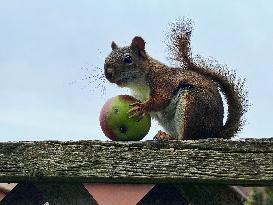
[104,19,248,140]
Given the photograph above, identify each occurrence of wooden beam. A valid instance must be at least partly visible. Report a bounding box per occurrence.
[0,139,272,185]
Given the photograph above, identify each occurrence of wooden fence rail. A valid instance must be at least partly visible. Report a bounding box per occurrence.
[0,139,272,204]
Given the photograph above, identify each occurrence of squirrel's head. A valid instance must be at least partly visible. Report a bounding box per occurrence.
[104,36,148,87]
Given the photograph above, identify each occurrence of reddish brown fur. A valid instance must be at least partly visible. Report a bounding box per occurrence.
[166,18,249,138]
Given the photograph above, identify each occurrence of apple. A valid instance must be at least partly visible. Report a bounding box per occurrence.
[99,95,151,141]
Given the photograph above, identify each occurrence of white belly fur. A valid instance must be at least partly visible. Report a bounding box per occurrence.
[127,82,186,138]
[127,82,150,102]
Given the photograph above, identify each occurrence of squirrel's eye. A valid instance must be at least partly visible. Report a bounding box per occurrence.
[123,54,133,65]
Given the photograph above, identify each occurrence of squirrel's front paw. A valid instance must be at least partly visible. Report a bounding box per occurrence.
[128,102,147,119]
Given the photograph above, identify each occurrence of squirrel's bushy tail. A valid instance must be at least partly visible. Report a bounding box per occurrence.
[167,18,249,138]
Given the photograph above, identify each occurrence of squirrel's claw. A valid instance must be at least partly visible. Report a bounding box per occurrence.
[154,130,176,140]
[128,102,146,119]
[129,102,142,107]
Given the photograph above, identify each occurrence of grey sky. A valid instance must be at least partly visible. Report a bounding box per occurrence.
[0,0,272,141]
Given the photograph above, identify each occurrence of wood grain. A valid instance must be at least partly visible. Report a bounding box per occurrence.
[0,139,272,185]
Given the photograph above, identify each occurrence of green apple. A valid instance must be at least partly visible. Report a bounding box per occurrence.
[99,95,151,141]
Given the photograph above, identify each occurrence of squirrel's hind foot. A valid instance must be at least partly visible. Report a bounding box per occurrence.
[153,130,177,141]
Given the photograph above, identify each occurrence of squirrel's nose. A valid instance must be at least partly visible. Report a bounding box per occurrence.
[105,67,113,80]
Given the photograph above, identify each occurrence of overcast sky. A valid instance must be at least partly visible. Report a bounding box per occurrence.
[0,0,272,141]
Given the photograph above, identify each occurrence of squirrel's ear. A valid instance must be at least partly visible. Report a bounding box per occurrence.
[131,36,146,58]
[111,41,118,50]
[131,36,145,50]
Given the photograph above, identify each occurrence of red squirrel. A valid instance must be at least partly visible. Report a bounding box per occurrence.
[104,19,248,140]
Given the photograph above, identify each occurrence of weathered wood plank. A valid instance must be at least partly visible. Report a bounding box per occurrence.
[0,139,273,185]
